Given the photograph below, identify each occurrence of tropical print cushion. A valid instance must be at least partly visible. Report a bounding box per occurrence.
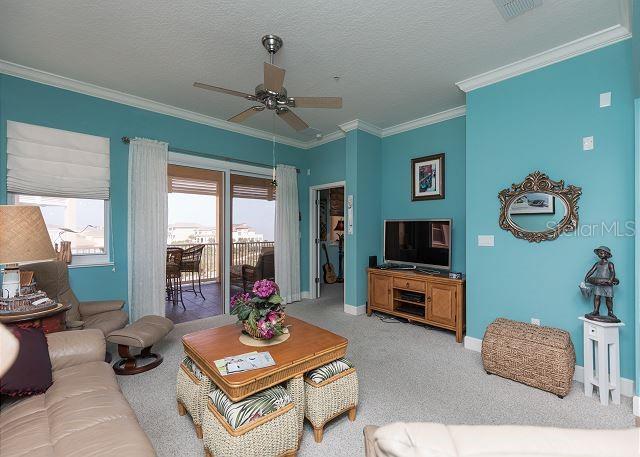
[208,385,292,430]
[182,356,206,381]
[305,357,354,384]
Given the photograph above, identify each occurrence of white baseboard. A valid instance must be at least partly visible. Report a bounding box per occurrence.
[464,335,635,398]
[464,335,483,352]
[344,304,366,315]
[633,396,639,417]
[300,291,311,300]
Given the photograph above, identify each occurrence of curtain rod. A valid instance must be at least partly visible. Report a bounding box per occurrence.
[121,137,299,173]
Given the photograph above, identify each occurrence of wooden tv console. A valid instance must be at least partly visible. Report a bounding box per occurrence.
[367,268,465,343]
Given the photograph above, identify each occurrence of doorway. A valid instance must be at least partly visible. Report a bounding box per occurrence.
[165,165,224,324]
[309,182,346,302]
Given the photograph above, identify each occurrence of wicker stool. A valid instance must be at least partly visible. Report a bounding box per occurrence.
[285,375,305,441]
[176,356,212,439]
[202,385,299,457]
[482,318,575,397]
[304,358,358,443]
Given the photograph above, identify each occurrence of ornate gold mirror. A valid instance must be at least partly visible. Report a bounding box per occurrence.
[498,171,582,242]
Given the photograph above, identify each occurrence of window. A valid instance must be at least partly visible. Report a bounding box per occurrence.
[12,194,110,265]
[6,121,112,266]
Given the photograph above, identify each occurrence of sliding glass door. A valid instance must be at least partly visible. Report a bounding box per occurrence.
[166,165,224,323]
[229,174,276,296]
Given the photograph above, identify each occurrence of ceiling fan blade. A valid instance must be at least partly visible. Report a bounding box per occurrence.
[290,97,342,109]
[264,62,285,92]
[228,106,265,123]
[277,109,309,131]
[193,82,256,100]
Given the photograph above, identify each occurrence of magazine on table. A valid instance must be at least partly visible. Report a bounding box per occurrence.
[215,351,276,375]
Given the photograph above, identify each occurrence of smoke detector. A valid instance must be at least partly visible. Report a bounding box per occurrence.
[494,0,542,21]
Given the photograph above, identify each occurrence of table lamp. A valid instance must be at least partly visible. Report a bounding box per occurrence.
[0,205,56,298]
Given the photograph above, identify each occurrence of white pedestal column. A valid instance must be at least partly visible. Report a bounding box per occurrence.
[580,317,624,406]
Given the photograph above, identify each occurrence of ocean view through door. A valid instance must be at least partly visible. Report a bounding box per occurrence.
[166,165,224,324]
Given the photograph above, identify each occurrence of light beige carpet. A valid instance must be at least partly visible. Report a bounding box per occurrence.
[117,285,635,456]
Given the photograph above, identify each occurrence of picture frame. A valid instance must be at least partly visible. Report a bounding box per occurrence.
[411,153,445,201]
[509,192,555,215]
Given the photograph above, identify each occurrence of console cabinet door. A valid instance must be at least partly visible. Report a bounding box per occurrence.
[369,274,392,310]
[426,282,457,326]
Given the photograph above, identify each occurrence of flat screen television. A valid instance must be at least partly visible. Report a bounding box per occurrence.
[384,219,451,270]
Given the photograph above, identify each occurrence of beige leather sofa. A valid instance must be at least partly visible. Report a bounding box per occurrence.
[0,329,155,457]
[28,260,128,335]
[364,422,639,457]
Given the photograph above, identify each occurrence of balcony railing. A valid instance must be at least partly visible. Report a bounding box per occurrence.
[167,242,274,282]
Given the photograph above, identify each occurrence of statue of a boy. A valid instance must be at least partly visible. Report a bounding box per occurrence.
[579,246,620,323]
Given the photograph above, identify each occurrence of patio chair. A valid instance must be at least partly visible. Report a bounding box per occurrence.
[166,246,185,309]
[180,244,205,299]
[241,247,274,292]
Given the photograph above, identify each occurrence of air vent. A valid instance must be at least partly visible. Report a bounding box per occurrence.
[494,0,542,20]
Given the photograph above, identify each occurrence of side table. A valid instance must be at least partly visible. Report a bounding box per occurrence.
[0,303,71,334]
[579,316,624,406]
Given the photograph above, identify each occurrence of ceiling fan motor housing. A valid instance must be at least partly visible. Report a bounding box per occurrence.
[255,84,291,110]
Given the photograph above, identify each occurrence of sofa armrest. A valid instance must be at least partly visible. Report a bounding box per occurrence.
[46,329,106,371]
[79,299,125,317]
[363,426,380,457]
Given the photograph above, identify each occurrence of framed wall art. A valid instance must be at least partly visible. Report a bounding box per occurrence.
[411,153,445,201]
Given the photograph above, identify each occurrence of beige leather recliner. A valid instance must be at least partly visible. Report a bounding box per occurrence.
[27,260,128,335]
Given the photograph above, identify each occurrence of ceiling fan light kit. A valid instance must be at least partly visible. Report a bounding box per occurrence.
[194,34,343,131]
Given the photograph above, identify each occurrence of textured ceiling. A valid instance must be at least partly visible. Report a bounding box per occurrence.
[0,0,627,141]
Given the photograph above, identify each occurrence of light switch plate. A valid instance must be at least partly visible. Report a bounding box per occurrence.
[583,136,594,151]
[478,235,494,247]
[599,92,611,108]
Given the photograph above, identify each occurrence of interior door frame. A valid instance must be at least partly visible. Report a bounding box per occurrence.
[308,181,346,301]
[168,152,274,314]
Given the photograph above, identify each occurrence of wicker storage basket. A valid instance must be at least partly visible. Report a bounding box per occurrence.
[481,318,575,397]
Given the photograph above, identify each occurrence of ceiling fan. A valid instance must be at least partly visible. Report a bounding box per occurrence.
[194,35,342,132]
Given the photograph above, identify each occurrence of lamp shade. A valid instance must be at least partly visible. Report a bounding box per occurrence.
[0,205,56,264]
[333,220,344,232]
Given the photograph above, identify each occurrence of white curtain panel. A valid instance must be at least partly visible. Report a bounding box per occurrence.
[128,138,168,321]
[275,164,301,304]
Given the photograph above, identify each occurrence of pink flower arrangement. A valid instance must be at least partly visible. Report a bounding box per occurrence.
[230,280,286,339]
[252,279,279,298]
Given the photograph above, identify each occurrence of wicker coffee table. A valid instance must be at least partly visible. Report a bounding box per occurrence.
[182,316,348,401]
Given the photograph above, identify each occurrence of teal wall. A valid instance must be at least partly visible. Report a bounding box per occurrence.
[0,75,308,304]
[381,116,466,272]
[344,130,382,308]
[466,41,636,379]
[632,0,640,398]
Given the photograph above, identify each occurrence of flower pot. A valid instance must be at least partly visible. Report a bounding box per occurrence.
[242,314,286,340]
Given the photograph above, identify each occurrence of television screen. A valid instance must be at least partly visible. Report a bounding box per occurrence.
[384,220,451,269]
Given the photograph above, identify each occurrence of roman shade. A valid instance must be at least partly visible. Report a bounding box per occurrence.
[231,174,275,201]
[167,164,220,196]
[6,121,110,199]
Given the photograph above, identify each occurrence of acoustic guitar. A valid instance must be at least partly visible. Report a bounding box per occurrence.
[322,243,338,284]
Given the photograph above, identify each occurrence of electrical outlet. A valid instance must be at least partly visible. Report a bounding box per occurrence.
[531,318,541,326]
[582,136,594,151]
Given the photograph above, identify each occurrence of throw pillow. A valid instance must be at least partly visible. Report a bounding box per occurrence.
[0,327,53,397]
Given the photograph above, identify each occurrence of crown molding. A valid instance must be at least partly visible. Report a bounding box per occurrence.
[0,59,310,149]
[456,24,632,93]
[338,119,382,137]
[381,106,466,137]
